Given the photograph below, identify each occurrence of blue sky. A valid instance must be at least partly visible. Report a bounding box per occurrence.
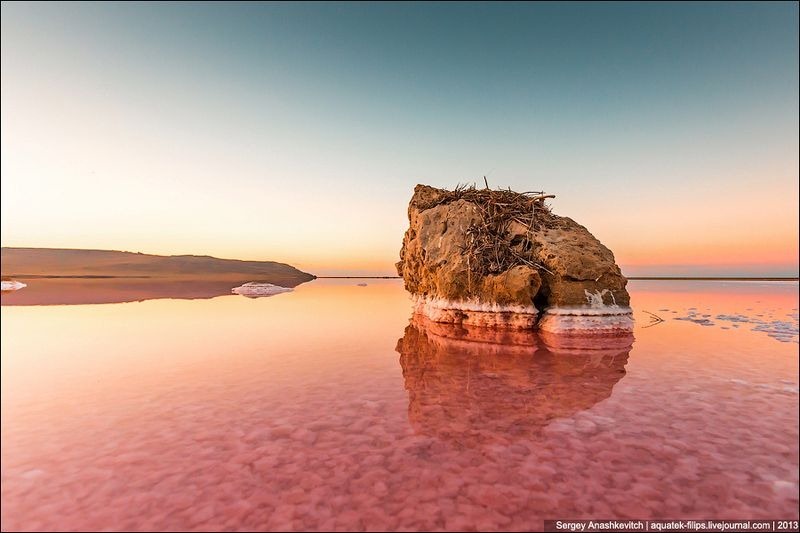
[1,2,798,275]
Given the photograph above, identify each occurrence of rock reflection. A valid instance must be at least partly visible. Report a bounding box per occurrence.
[396,316,633,445]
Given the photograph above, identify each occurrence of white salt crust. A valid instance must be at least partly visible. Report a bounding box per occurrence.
[1,281,27,291]
[537,307,635,334]
[544,306,634,316]
[412,295,634,333]
[411,295,538,329]
[231,282,292,297]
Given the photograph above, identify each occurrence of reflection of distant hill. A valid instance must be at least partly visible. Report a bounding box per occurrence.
[0,247,314,305]
[0,278,243,306]
[0,247,315,286]
[396,316,633,446]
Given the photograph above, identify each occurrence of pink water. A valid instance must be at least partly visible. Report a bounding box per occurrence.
[1,279,798,531]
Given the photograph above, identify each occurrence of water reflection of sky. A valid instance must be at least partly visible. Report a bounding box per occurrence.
[629,280,799,343]
[1,279,798,530]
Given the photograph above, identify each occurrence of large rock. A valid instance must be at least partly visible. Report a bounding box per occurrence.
[396,184,632,332]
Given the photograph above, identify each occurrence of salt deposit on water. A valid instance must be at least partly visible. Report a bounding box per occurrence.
[537,290,634,334]
[537,307,635,334]
[231,282,292,298]
[0,281,27,291]
[673,308,799,344]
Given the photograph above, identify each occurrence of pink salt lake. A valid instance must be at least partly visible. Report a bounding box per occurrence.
[1,279,798,531]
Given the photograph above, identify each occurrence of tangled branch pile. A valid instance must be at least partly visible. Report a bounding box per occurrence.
[419,184,557,277]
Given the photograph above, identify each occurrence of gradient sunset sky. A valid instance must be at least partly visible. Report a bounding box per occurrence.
[1,2,797,276]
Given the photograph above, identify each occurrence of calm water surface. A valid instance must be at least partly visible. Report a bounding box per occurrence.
[1,279,798,531]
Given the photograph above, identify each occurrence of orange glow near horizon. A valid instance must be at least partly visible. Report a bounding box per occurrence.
[2,147,796,276]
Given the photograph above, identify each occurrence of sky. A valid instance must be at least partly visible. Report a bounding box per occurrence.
[1,2,798,277]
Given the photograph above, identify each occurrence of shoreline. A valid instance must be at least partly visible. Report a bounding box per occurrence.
[3,275,798,282]
[317,276,799,281]
[627,277,799,281]
[2,275,154,279]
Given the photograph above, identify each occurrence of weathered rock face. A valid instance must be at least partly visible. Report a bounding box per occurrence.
[396,184,632,331]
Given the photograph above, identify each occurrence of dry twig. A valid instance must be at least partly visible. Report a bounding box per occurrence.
[420,184,558,278]
[641,310,665,328]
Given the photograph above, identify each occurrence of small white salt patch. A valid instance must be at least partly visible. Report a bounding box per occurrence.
[231,282,292,298]
[1,280,27,291]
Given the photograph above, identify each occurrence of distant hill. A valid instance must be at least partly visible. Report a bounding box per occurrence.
[0,247,315,287]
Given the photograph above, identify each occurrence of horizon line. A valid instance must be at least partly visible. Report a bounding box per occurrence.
[2,247,797,280]
[317,276,800,281]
